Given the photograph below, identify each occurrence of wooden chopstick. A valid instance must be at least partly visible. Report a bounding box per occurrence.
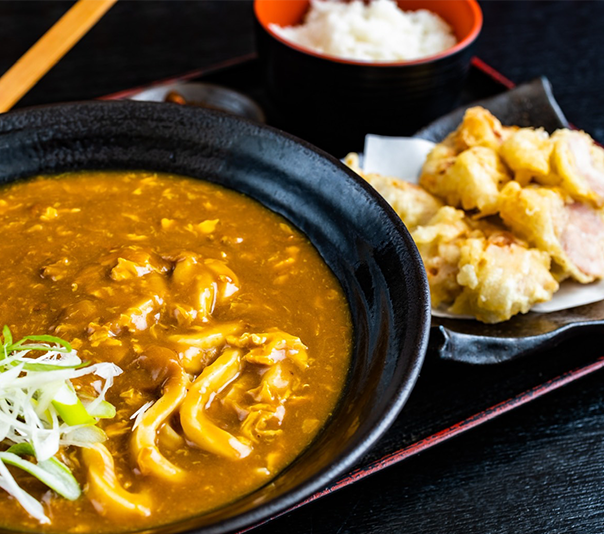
[0,0,118,113]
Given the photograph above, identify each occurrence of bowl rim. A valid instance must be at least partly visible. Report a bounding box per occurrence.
[0,100,431,534]
[254,0,483,67]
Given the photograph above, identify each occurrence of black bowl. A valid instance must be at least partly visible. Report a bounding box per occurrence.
[254,0,482,155]
[0,101,430,533]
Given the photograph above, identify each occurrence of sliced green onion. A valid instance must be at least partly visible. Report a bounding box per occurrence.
[9,334,73,354]
[63,424,107,446]
[83,400,116,419]
[0,326,122,522]
[21,360,89,372]
[2,325,12,351]
[5,443,35,456]
[51,383,95,426]
[3,444,81,501]
[0,459,48,524]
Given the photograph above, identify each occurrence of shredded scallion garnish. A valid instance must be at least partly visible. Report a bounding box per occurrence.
[0,326,122,523]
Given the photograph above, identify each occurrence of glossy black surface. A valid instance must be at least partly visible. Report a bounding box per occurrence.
[0,2,603,533]
[416,76,569,141]
[254,14,478,155]
[0,101,429,533]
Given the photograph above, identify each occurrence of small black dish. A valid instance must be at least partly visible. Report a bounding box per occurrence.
[129,81,266,123]
[417,77,604,365]
[0,101,429,533]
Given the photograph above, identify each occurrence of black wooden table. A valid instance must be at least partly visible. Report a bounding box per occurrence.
[2,2,604,533]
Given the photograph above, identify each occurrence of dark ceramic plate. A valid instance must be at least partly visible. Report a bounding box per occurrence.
[415,77,604,365]
[0,101,429,534]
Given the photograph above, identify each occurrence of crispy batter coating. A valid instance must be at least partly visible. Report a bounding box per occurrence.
[450,232,558,323]
[413,206,558,322]
[417,143,457,194]
[498,181,604,283]
[499,127,553,186]
[343,152,362,171]
[550,129,604,208]
[420,146,511,215]
[412,207,470,307]
[344,152,443,231]
[420,108,517,216]
[344,109,604,322]
[442,106,513,152]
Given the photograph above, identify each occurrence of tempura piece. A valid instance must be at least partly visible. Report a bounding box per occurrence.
[344,108,604,322]
[499,127,553,185]
[499,181,604,283]
[366,174,444,230]
[344,152,443,230]
[420,146,511,215]
[413,205,559,322]
[550,129,604,207]
[450,232,558,323]
[343,152,362,171]
[411,206,471,307]
[416,143,457,197]
[441,106,512,152]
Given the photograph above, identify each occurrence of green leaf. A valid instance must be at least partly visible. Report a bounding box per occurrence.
[0,451,81,501]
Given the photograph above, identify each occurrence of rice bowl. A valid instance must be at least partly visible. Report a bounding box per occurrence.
[270,0,458,62]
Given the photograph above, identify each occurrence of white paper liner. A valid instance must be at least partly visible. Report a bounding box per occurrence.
[361,134,604,316]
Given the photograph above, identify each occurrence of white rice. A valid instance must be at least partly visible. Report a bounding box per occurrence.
[270,0,457,62]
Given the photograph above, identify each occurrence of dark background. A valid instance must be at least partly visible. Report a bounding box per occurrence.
[2,1,603,145]
[1,2,604,533]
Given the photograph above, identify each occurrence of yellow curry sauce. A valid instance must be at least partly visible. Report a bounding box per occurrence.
[0,171,352,532]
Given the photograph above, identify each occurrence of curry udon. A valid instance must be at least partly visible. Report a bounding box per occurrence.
[0,171,352,532]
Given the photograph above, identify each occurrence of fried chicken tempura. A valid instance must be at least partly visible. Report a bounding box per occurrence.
[413,207,558,322]
[420,107,515,216]
[499,181,604,283]
[421,146,511,215]
[344,152,443,231]
[450,233,558,323]
[499,127,553,186]
[411,207,469,306]
[419,143,458,192]
[343,106,604,323]
[442,106,513,152]
[550,129,604,208]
